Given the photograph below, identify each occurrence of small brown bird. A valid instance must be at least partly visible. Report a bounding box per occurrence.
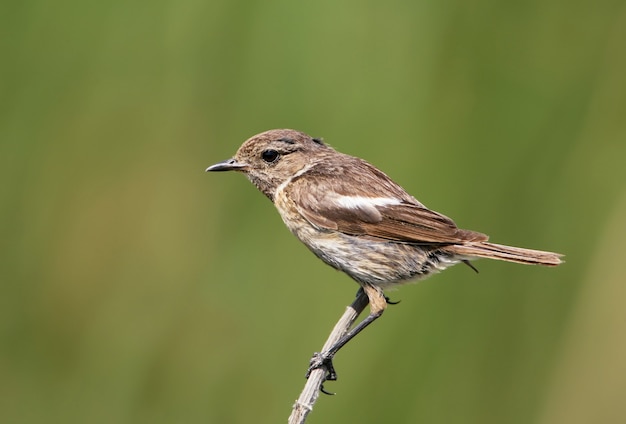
[207,129,562,382]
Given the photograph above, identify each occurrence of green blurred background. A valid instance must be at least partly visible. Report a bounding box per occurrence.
[1,0,625,423]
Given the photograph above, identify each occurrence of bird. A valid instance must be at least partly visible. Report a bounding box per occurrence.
[206,128,562,384]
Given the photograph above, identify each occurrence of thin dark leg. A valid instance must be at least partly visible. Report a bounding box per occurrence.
[307,284,387,382]
[326,309,383,360]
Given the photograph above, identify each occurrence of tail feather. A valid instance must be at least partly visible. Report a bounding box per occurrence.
[451,242,563,266]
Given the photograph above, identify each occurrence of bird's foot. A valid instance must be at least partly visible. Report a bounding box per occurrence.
[306,351,337,380]
[306,352,337,395]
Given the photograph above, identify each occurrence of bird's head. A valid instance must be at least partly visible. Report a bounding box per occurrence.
[206,129,330,200]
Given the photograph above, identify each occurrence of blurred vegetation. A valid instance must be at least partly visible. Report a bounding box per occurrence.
[1,0,625,423]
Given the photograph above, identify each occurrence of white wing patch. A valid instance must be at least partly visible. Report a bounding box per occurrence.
[334,195,402,210]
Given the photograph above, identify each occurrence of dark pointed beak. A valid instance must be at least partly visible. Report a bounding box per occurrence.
[205,158,247,172]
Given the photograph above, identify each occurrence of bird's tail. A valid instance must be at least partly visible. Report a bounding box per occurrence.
[450,242,563,266]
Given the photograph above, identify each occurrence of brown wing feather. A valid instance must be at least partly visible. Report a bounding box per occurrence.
[288,159,487,245]
[354,204,488,244]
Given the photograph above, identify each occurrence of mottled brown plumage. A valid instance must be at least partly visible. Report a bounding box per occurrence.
[207,128,562,384]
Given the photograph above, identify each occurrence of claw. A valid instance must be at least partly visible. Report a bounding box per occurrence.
[320,384,336,396]
[305,352,321,379]
[385,296,401,305]
[326,361,337,381]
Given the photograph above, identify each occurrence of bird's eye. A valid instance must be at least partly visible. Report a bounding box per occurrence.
[261,149,280,163]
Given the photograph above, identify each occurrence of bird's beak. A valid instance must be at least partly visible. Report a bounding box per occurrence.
[205,158,247,172]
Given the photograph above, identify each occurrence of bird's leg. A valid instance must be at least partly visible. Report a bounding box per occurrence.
[306,284,387,383]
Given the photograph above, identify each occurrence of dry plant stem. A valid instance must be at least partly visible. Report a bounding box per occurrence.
[288,290,370,424]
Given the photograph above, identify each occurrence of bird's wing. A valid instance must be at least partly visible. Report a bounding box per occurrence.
[287,162,487,245]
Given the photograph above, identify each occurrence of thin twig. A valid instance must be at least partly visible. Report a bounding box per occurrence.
[288,290,370,424]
